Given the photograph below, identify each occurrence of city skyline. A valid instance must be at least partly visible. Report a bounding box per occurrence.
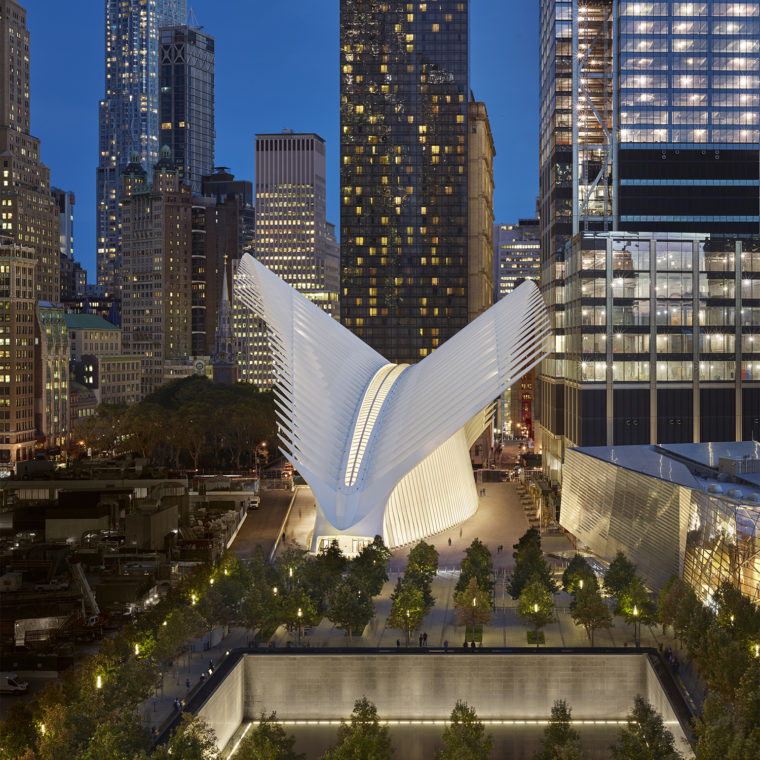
[28,0,538,277]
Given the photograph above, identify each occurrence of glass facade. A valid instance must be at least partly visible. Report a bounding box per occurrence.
[340,0,470,364]
[538,1,760,484]
[96,0,186,295]
[561,444,760,605]
[159,26,215,194]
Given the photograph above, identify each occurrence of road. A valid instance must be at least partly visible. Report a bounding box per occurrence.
[230,482,292,558]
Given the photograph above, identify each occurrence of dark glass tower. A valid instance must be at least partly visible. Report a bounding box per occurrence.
[340,0,470,364]
[159,25,215,193]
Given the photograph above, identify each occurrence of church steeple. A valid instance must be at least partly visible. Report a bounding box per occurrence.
[211,258,237,384]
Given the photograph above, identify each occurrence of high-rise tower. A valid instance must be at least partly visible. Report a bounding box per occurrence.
[339,0,470,364]
[96,0,186,295]
[159,25,215,193]
[0,0,60,302]
[537,1,760,482]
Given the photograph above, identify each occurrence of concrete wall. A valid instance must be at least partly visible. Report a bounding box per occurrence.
[197,656,245,751]
[194,653,690,753]
[243,653,650,721]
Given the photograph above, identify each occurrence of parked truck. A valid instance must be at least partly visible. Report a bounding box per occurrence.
[0,673,29,693]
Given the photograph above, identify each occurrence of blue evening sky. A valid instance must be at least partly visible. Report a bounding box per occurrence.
[30,1,538,277]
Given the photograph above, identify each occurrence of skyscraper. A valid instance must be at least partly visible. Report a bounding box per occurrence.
[96,0,186,295]
[340,0,470,364]
[493,220,540,300]
[537,0,760,482]
[120,149,193,396]
[254,131,338,294]
[0,0,60,302]
[159,25,215,193]
[244,131,340,386]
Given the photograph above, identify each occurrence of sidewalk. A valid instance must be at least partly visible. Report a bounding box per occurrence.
[142,625,250,735]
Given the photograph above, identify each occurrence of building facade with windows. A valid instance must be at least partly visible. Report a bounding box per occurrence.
[35,302,69,454]
[0,241,35,467]
[0,0,59,302]
[340,0,470,365]
[96,0,186,295]
[493,219,540,300]
[538,0,760,483]
[159,25,215,194]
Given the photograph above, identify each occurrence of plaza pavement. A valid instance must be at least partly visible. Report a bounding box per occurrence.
[142,479,704,739]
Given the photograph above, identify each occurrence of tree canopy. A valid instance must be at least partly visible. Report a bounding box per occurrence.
[436,701,493,760]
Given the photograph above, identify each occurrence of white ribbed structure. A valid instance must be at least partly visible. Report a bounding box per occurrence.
[236,254,553,551]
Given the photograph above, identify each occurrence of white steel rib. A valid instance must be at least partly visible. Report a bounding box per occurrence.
[236,254,553,550]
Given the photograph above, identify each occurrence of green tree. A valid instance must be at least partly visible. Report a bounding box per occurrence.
[350,535,392,597]
[571,584,613,647]
[694,693,760,760]
[321,697,393,760]
[713,582,760,644]
[534,700,585,760]
[236,712,305,760]
[456,538,495,599]
[436,700,493,760]
[388,578,426,645]
[78,712,152,760]
[0,702,37,760]
[326,575,375,643]
[657,575,690,636]
[517,574,555,648]
[508,529,556,599]
[603,551,637,600]
[453,577,493,639]
[610,696,683,760]
[616,576,657,647]
[406,540,439,587]
[152,714,218,760]
[562,554,597,594]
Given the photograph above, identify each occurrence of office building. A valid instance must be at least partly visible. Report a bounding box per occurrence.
[340,0,470,364]
[66,313,120,361]
[96,0,186,295]
[248,131,339,386]
[35,302,69,454]
[0,241,35,466]
[493,219,540,300]
[467,98,495,322]
[0,0,60,302]
[561,441,760,605]
[53,187,87,300]
[120,149,193,396]
[159,25,215,193]
[537,1,760,483]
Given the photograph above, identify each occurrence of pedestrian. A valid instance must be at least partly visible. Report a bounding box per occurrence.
[419,634,423,647]
[186,677,191,689]
[459,527,462,538]
[199,672,205,682]
[423,632,428,645]
[208,659,214,672]
[463,640,468,649]
[444,640,448,651]
[174,698,181,712]
[396,639,400,649]
[448,537,451,546]
[471,640,476,649]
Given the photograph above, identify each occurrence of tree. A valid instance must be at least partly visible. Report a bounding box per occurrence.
[571,584,613,647]
[693,693,760,760]
[456,538,494,599]
[406,540,439,587]
[713,582,760,645]
[508,529,556,600]
[534,700,584,760]
[453,577,493,639]
[610,696,683,760]
[78,712,152,760]
[562,554,597,594]
[436,700,493,760]
[321,697,393,760]
[388,578,426,645]
[603,551,637,600]
[326,575,375,643]
[616,576,657,647]
[350,535,392,597]
[657,575,690,636]
[0,702,37,760]
[152,715,218,760]
[236,712,304,760]
[517,574,555,648]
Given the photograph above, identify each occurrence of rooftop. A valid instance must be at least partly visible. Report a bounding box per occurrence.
[64,314,119,331]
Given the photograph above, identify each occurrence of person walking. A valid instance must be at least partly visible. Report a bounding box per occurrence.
[448,537,451,546]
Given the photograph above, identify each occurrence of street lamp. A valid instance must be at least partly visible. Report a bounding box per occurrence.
[533,603,540,650]
[406,609,410,646]
[633,605,639,647]
[578,578,584,591]
[297,607,302,646]
[96,675,102,690]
